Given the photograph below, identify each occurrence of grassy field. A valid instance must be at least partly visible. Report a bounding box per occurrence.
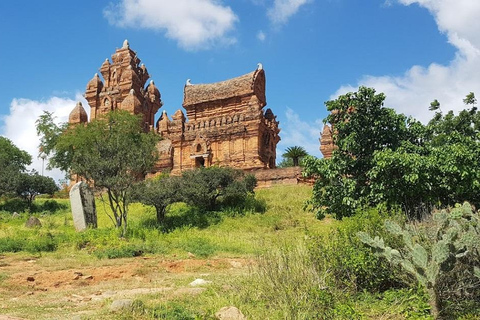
[1,185,476,319]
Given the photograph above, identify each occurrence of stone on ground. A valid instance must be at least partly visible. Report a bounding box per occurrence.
[214,306,246,320]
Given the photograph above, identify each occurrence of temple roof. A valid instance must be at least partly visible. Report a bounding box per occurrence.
[69,102,88,124]
[183,69,265,107]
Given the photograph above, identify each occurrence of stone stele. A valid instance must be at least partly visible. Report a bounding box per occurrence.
[69,181,97,231]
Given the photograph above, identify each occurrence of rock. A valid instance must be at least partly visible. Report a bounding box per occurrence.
[109,299,133,312]
[189,278,211,286]
[69,181,97,231]
[24,217,41,228]
[187,252,195,258]
[26,276,35,282]
[12,212,19,218]
[214,306,246,320]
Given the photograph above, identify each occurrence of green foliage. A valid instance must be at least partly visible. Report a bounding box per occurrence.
[358,202,480,318]
[131,175,183,223]
[0,136,32,198]
[180,167,256,211]
[305,87,480,219]
[281,146,308,167]
[0,230,57,253]
[35,111,69,172]
[15,172,58,208]
[37,110,159,236]
[304,87,412,219]
[310,208,404,293]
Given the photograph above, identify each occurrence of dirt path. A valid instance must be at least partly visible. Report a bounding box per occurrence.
[0,254,250,319]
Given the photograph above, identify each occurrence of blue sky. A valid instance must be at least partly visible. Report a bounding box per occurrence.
[1,0,478,181]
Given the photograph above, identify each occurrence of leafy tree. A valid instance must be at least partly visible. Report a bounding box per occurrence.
[305,87,480,219]
[15,171,58,208]
[303,87,412,218]
[131,175,183,223]
[0,137,32,197]
[180,167,256,211]
[36,111,158,236]
[282,146,308,167]
[35,111,69,172]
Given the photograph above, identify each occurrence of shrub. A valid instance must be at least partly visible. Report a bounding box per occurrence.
[309,208,405,293]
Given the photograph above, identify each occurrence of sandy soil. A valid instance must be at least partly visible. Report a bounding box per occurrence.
[0,254,250,319]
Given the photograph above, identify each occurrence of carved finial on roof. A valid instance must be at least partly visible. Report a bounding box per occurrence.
[94,73,98,77]
[123,39,129,49]
[129,88,135,95]
[186,79,192,86]
[150,80,155,85]
[257,63,263,70]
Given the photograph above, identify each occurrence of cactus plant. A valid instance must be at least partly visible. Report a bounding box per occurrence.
[357,202,480,319]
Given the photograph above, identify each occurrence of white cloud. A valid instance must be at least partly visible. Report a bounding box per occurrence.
[277,107,323,159]
[104,0,238,50]
[267,0,312,25]
[257,30,266,41]
[0,94,87,183]
[333,1,480,123]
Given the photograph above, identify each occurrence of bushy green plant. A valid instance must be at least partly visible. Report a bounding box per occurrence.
[309,208,404,293]
[358,202,480,318]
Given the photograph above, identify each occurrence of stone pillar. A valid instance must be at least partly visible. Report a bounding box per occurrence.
[69,181,97,231]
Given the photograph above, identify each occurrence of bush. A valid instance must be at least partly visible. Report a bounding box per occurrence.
[309,208,405,293]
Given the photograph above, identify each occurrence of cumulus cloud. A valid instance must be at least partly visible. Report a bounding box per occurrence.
[0,94,87,183]
[104,0,238,50]
[267,0,312,25]
[333,0,480,123]
[257,30,266,41]
[277,107,323,159]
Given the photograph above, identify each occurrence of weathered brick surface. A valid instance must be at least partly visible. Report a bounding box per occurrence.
[70,41,281,176]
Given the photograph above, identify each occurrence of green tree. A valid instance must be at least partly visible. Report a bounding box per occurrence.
[35,111,69,172]
[303,87,412,219]
[15,171,58,208]
[0,137,32,197]
[305,87,480,219]
[180,167,256,211]
[37,111,158,236]
[131,175,183,223]
[281,146,308,167]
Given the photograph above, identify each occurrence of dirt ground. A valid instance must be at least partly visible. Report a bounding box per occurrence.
[0,254,250,319]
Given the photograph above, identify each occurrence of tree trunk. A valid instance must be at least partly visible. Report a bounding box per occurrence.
[293,157,299,166]
[428,287,442,319]
[156,206,166,224]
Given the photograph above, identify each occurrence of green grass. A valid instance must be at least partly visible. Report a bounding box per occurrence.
[2,185,472,319]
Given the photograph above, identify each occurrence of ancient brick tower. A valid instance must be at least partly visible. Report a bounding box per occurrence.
[155,65,281,175]
[319,124,335,159]
[70,41,280,176]
[84,40,162,131]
